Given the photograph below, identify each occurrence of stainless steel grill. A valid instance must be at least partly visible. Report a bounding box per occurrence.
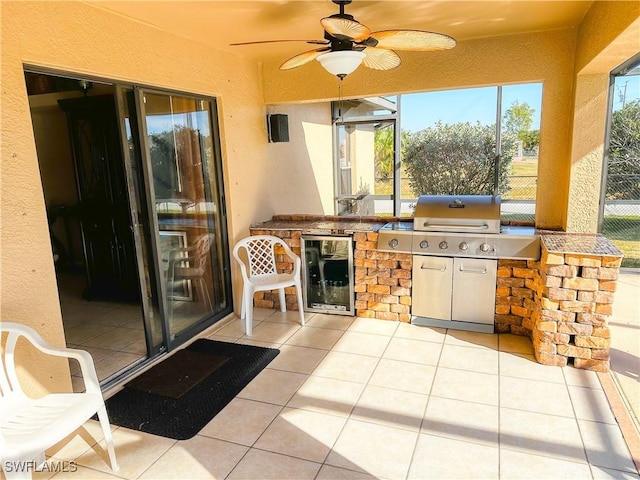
[377,195,540,260]
[414,194,501,234]
[377,194,540,333]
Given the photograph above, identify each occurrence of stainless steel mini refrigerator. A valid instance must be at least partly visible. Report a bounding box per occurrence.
[301,235,354,315]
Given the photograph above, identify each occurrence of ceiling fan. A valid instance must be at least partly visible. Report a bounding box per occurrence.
[231,0,456,79]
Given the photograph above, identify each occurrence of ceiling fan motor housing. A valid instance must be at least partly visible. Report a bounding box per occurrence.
[324,33,362,51]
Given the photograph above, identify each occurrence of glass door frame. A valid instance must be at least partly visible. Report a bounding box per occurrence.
[332,117,399,216]
[114,85,162,357]
[25,65,233,388]
[128,85,233,352]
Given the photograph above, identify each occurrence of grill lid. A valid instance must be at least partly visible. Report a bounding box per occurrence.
[414,195,501,234]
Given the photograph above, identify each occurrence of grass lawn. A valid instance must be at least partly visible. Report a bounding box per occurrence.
[511,157,539,176]
[505,157,537,200]
[602,215,640,268]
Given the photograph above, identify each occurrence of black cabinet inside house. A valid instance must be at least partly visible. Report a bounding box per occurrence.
[58,95,139,301]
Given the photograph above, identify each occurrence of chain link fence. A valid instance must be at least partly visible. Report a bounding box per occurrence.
[500,174,536,223]
[602,173,640,268]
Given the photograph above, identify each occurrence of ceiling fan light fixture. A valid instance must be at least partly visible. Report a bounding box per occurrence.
[316,50,365,78]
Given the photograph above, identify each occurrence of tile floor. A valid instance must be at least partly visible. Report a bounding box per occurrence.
[59,271,210,389]
[609,271,640,431]
[38,308,639,480]
[58,272,147,389]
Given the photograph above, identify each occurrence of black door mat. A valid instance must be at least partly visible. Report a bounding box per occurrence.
[103,339,279,440]
[125,349,229,399]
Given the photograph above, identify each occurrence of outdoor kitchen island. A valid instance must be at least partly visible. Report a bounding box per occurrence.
[249,214,623,372]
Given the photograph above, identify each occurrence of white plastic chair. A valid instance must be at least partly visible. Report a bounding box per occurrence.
[167,233,214,318]
[232,235,305,335]
[0,322,118,479]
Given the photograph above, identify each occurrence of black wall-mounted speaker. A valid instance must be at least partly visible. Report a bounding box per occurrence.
[267,114,289,143]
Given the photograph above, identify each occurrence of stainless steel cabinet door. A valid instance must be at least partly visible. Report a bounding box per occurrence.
[411,256,453,321]
[451,258,497,324]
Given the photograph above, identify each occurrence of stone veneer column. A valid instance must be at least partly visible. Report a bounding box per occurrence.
[353,231,412,322]
[530,235,623,372]
[494,259,539,336]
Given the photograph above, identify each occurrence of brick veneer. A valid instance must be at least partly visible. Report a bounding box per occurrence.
[494,259,539,336]
[353,231,413,322]
[528,244,621,372]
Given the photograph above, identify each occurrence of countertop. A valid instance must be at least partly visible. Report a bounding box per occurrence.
[250,216,389,235]
[251,216,624,257]
[539,232,623,257]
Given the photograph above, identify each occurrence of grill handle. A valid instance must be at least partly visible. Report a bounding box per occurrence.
[420,264,447,272]
[422,223,489,230]
[459,265,488,274]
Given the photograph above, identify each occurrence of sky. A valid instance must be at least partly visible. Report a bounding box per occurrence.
[400,83,543,133]
[400,75,640,133]
[613,74,640,112]
[146,111,211,135]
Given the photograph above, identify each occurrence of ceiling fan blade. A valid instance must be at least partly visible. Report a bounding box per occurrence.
[321,16,371,42]
[280,48,330,70]
[230,39,329,46]
[369,30,456,51]
[362,47,401,71]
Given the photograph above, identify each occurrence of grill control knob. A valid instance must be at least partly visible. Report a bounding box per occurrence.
[459,242,469,251]
[480,242,491,252]
[439,241,448,250]
[388,239,399,249]
[419,240,429,249]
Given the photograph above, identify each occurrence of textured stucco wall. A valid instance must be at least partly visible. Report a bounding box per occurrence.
[575,1,640,75]
[0,1,266,393]
[264,103,334,215]
[565,74,610,233]
[262,29,577,230]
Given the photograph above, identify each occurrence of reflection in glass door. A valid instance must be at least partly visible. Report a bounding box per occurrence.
[137,91,230,345]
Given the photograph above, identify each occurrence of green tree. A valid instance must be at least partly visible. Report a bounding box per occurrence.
[503,101,539,152]
[607,98,640,200]
[149,126,202,200]
[519,129,540,153]
[374,125,394,179]
[374,126,409,179]
[403,121,516,196]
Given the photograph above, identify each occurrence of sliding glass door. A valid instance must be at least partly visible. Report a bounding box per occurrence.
[118,87,231,352]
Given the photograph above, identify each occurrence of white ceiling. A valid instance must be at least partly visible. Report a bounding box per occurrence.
[87,1,594,67]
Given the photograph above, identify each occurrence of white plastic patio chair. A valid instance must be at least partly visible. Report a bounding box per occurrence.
[167,233,214,319]
[0,322,118,479]
[232,235,305,335]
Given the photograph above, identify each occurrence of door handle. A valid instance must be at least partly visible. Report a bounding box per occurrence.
[421,265,447,272]
[459,265,487,274]
[423,223,489,230]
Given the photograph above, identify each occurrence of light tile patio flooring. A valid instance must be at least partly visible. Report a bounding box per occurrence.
[609,271,640,432]
[38,308,639,480]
